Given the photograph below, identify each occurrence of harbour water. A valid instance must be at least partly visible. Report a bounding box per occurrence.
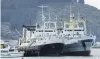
[1,48,100,59]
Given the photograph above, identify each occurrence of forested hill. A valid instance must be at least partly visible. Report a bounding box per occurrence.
[1,0,100,41]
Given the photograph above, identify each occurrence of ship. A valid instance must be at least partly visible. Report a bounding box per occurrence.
[18,5,64,56]
[18,5,96,56]
[60,13,96,56]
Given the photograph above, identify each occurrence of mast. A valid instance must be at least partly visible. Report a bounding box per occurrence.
[55,15,57,21]
[78,10,80,21]
[70,3,72,21]
[48,11,51,29]
[28,14,32,26]
[69,3,74,22]
[38,5,49,22]
[49,10,51,21]
[38,5,49,33]
[77,10,80,28]
[69,3,74,37]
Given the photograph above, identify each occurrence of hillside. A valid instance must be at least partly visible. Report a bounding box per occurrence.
[1,1,100,41]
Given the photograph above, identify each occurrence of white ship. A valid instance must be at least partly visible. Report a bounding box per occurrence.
[0,40,24,58]
[60,13,96,56]
[18,5,96,56]
[18,5,64,56]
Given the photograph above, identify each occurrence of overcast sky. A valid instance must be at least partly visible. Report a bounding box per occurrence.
[85,0,100,10]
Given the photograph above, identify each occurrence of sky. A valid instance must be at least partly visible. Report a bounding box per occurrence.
[85,0,100,10]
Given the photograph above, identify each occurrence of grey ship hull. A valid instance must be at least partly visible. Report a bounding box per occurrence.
[61,39,94,56]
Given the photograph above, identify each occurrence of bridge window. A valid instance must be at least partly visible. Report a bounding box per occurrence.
[39,30,43,32]
[68,34,70,36]
[1,51,8,53]
[45,30,53,32]
[9,49,14,51]
[77,32,79,35]
[67,30,84,31]
[74,30,84,31]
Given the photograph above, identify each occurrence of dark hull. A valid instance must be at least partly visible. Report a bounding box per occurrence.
[19,39,94,56]
[61,50,90,56]
[61,39,94,56]
[23,43,64,56]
